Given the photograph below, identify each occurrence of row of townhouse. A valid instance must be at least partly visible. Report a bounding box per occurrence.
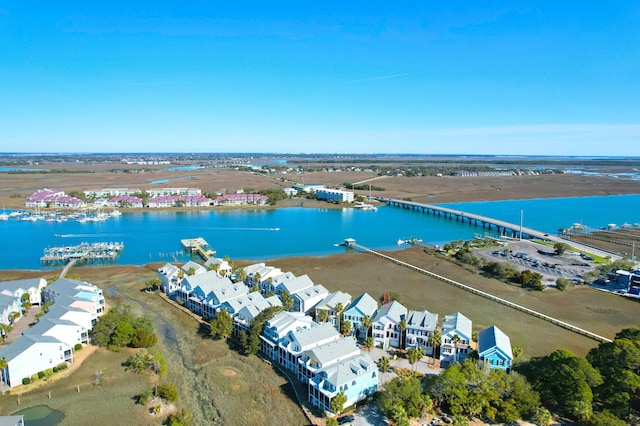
[25,188,87,209]
[0,278,47,327]
[260,311,378,413]
[0,278,105,389]
[370,299,512,372]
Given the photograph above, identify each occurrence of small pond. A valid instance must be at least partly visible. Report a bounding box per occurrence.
[13,405,64,426]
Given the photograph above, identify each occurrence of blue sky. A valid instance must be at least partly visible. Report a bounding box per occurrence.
[1,2,639,155]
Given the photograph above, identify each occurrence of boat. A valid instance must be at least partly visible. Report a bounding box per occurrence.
[397,239,405,245]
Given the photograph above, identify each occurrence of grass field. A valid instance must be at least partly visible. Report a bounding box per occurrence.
[269,247,638,359]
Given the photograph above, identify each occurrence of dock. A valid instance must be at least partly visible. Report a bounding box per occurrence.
[181,237,216,261]
[41,242,124,265]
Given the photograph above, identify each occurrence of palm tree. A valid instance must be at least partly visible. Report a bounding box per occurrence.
[334,302,344,331]
[451,333,462,363]
[235,268,247,283]
[361,314,373,339]
[253,272,261,288]
[398,319,407,350]
[341,320,352,337]
[282,290,294,311]
[363,336,375,351]
[428,330,442,365]
[208,262,220,272]
[0,356,8,387]
[407,347,425,372]
[317,309,329,323]
[377,355,390,383]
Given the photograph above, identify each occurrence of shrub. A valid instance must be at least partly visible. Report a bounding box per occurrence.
[137,388,154,405]
[57,363,67,370]
[74,343,83,350]
[37,371,45,379]
[156,383,178,402]
[53,366,59,373]
[31,374,38,382]
[22,377,31,385]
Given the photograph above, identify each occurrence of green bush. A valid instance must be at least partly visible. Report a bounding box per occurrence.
[74,343,83,350]
[22,377,31,385]
[56,363,68,370]
[53,366,59,373]
[37,371,45,379]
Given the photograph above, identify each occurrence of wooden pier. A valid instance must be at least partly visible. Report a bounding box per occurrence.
[41,242,124,265]
[181,237,216,261]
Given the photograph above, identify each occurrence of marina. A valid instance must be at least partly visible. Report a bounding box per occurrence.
[41,242,125,266]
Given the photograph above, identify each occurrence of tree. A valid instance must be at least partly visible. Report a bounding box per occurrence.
[235,268,247,283]
[210,308,233,340]
[123,351,152,374]
[511,344,523,361]
[8,311,20,323]
[111,321,135,347]
[363,337,375,351]
[157,383,178,402]
[553,242,571,256]
[518,349,602,421]
[398,319,407,349]
[317,309,329,323]
[515,269,544,291]
[131,327,158,348]
[361,314,373,339]
[253,272,261,287]
[341,320,352,337]
[334,302,344,332]
[428,330,441,363]
[378,356,391,382]
[330,391,347,414]
[281,290,294,311]
[451,334,462,363]
[587,328,640,421]
[482,261,518,280]
[208,262,220,272]
[379,375,431,420]
[407,347,425,371]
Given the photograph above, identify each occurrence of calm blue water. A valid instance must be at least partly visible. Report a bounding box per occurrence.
[1,194,639,270]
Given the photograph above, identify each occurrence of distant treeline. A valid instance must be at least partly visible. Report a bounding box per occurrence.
[343,183,385,191]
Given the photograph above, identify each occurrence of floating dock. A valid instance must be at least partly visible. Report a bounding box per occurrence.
[181,237,216,261]
[41,242,124,265]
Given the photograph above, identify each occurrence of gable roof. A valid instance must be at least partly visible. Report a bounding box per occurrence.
[345,293,378,318]
[316,291,352,311]
[478,325,513,359]
[277,274,315,295]
[442,312,472,339]
[0,278,46,293]
[317,353,376,388]
[302,336,360,368]
[294,284,328,302]
[287,322,340,350]
[373,300,407,324]
[406,310,438,332]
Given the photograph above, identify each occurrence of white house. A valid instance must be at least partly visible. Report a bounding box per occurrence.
[308,353,378,413]
[23,317,88,348]
[203,257,233,277]
[314,291,352,329]
[158,263,182,295]
[277,322,340,373]
[342,293,378,340]
[440,312,473,364]
[297,336,360,383]
[260,312,315,360]
[0,335,73,389]
[0,295,21,327]
[372,300,407,349]
[292,284,329,314]
[405,310,439,355]
[0,278,47,306]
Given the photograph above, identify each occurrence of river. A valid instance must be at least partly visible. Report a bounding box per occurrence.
[1,194,638,270]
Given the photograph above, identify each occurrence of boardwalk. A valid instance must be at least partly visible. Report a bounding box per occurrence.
[377,197,622,261]
[351,242,612,343]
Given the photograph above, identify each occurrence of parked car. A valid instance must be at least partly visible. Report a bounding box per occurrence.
[338,415,355,425]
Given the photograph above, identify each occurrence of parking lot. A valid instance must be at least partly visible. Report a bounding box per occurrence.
[474,240,596,286]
